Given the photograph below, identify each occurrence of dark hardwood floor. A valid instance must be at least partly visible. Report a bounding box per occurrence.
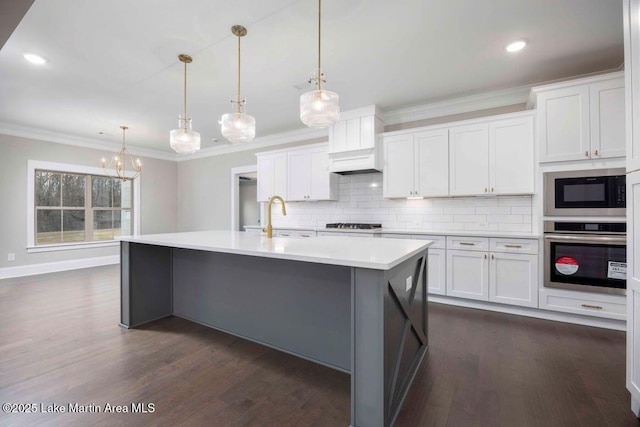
[0,265,638,427]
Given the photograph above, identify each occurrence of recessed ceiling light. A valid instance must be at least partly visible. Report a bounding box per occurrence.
[23,53,48,65]
[506,40,526,53]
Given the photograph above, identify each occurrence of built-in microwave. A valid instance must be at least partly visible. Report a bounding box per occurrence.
[543,168,626,216]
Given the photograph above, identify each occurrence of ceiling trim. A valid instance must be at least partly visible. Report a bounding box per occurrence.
[0,121,177,161]
[381,85,533,126]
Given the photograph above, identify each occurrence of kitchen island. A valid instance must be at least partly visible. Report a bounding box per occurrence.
[119,231,432,427]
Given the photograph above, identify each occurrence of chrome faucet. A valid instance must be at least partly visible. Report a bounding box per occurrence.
[263,195,287,238]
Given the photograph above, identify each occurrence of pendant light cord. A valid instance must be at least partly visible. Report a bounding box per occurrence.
[237,33,242,113]
[183,60,188,128]
[317,0,322,91]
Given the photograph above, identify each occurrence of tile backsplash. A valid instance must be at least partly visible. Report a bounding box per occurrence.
[269,173,532,233]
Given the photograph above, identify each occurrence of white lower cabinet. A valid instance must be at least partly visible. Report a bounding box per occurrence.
[428,249,446,296]
[446,236,539,306]
[447,249,489,301]
[489,252,538,308]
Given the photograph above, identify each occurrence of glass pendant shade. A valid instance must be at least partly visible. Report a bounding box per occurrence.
[170,115,201,154]
[300,89,340,128]
[221,102,256,143]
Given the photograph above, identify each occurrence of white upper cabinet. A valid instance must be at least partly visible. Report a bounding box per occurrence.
[449,124,490,196]
[489,116,535,195]
[532,73,625,163]
[256,152,287,202]
[590,79,626,159]
[383,111,534,198]
[383,129,449,198]
[383,134,415,198]
[287,145,338,201]
[415,130,449,197]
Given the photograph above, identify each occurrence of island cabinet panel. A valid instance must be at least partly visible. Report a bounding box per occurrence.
[120,242,172,328]
[172,249,352,371]
[352,251,428,427]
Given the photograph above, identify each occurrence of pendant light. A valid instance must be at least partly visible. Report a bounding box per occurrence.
[170,54,201,154]
[221,25,256,143]
[300,0,340,128]
[101,126,141,182]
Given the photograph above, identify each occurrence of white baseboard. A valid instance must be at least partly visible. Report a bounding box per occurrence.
[0,255,120,280]
[429,295,626,331]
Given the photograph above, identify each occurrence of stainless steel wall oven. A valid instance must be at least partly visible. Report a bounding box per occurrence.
[543,221,626,295]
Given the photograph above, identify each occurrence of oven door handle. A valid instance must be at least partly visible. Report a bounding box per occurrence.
[544,234,627,244]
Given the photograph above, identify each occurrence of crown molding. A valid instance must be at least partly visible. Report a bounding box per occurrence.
[380,85,532,126]
[175,126,328,162]
[0,121,178,162]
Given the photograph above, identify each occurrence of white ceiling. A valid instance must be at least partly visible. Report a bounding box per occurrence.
[0,0,624,154]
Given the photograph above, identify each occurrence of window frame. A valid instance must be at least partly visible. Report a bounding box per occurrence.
[27,160,140,253]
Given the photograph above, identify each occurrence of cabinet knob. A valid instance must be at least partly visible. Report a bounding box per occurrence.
[484,187,488,193]
[484,254,487,259]
[491,187,494,193]
[594,149,599,156]
[585,151,589,157]
[491,254,494,259]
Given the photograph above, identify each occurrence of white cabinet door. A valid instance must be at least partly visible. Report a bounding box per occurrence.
[489,117,534,195]
[446,250,489,301]
[309,146,335,200]
[428,248,446,295]
[591,79,626,159]
[287,150,310,201]
[449,124,489,196]
[489,252,538,308]
[415,129,449,197]
[257,153,287,202]
[538,85,590,162]
[627,170,640,412]
[383,134,415,198]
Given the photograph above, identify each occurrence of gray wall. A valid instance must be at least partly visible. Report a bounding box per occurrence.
[0,133,177,269]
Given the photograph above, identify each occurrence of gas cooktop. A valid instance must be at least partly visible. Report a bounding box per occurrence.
[325,223,382,230]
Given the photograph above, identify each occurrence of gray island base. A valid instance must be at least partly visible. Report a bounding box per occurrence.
[119,231,431,427]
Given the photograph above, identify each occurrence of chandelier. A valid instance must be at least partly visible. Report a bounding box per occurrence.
[221,25,256,143]
[170,54,201,154]
[101,126,141,182]
[300,0,340,128]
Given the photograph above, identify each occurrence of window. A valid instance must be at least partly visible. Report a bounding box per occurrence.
[28,161,140,252]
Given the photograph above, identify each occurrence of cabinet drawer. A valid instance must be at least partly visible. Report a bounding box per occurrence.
[447,236,489,251]
[489,238,539,254]
[539,289,626,320]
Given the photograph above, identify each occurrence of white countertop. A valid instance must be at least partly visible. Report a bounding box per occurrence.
[243,225,540,239]
[119,231,432,270]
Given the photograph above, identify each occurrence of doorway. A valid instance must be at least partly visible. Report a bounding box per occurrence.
[230,165,260,231]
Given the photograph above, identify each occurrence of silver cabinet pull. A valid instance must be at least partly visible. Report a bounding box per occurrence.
[504,244,522,248]
[491,187,494,192]
[459,242,475,246]
[300,234,312,238]
[484,187,488,192]
[484,254,487,259]
[581,304,603,310]
[491,254,494,259]
[585,150,589,157]
[594,149,599,156]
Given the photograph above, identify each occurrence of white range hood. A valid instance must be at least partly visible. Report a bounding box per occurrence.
[327,105,385,174]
